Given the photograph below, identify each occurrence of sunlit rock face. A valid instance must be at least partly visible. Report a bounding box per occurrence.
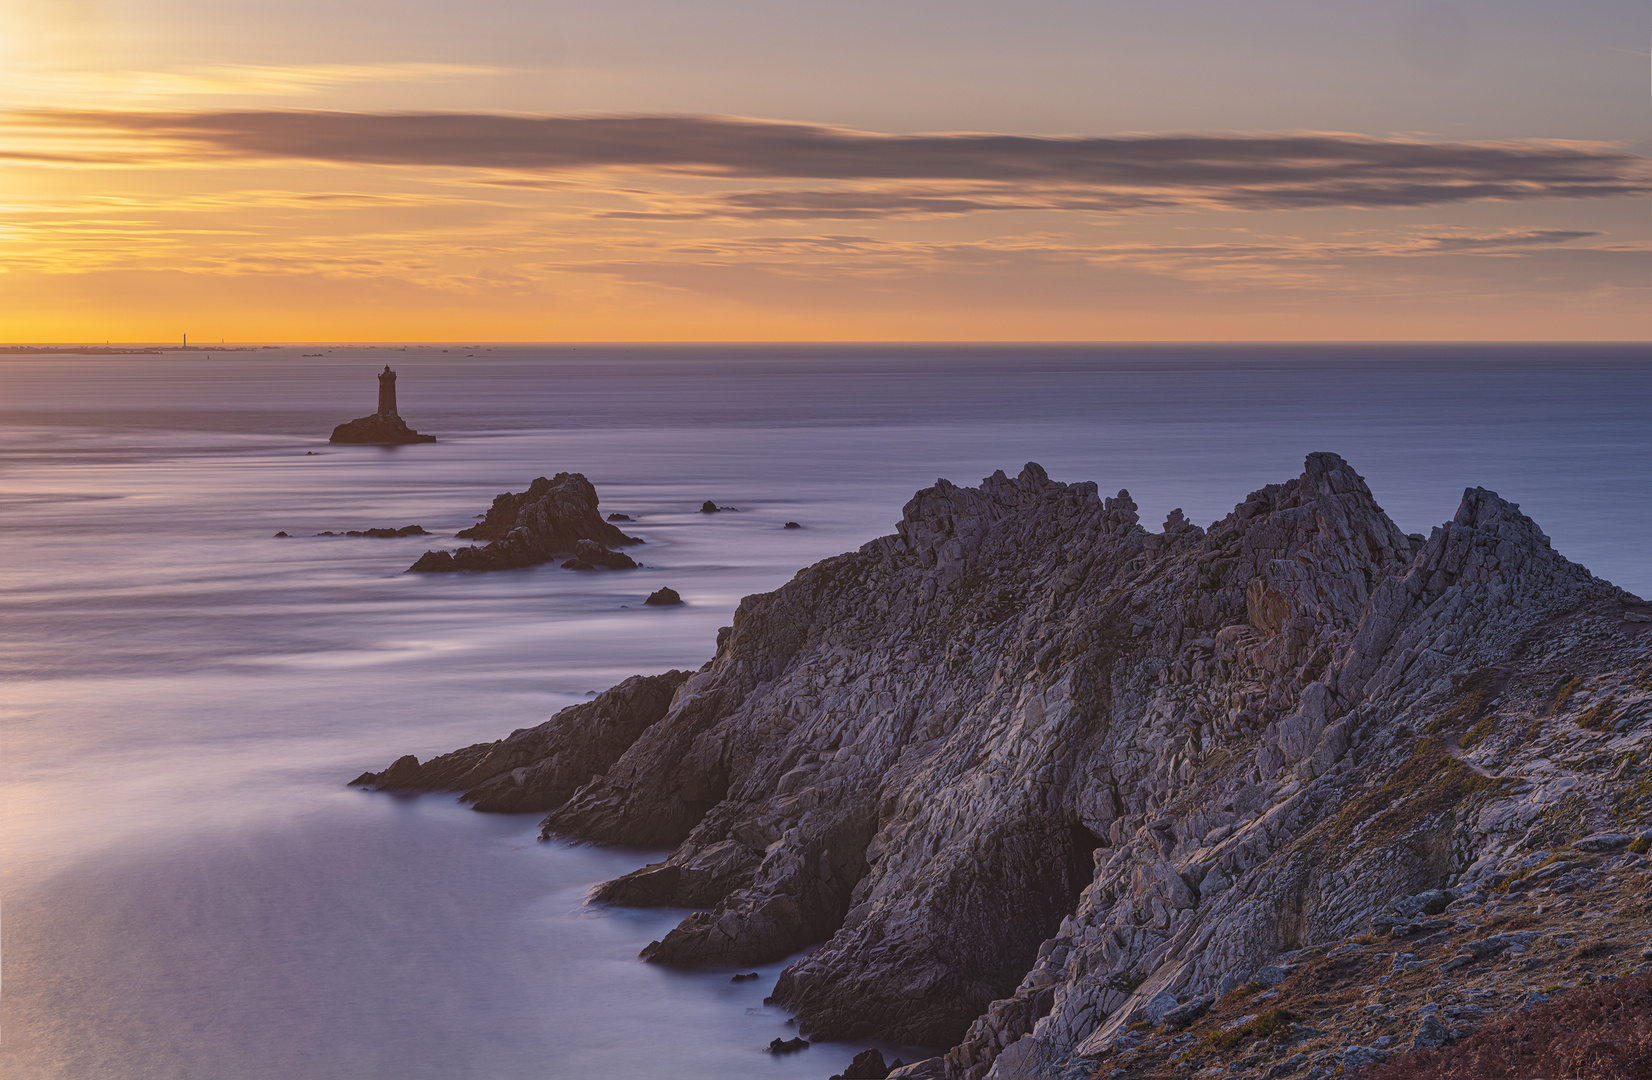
[357,454,1648,1078]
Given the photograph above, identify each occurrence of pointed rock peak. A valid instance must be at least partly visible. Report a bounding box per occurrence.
[1301,451,1375,498]
[1019,462,1051,487]
[1103,489,1140,531]
[1453,486,1548,546]
[1162,508,1201,537]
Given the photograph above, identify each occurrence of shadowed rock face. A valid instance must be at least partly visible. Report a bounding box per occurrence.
[351,672,690,813]
[408,472,641,572]
[356,454,1648,1076]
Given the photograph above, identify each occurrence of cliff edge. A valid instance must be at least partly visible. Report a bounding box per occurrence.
[354,455,1651,1079]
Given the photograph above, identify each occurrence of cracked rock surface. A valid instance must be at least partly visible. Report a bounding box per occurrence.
[355,454,1650,1079]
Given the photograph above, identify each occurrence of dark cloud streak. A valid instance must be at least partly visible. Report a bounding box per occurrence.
[21,110,1651,215]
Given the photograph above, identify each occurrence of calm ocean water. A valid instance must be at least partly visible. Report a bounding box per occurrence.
[2,344,1647,1079]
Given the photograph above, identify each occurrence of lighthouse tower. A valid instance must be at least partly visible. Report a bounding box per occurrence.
[377,366,399,418]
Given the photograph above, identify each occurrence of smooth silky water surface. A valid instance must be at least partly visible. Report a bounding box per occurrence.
[2,345,1647,1079]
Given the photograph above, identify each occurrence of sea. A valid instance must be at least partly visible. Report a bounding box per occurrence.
[2,344,1648,1080]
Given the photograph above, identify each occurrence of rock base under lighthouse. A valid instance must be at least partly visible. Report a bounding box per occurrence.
[328,414,437,444]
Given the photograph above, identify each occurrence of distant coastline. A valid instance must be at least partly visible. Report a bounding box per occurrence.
[1,346,269,356]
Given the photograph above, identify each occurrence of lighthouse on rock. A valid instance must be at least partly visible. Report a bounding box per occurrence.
[328,366,437,444]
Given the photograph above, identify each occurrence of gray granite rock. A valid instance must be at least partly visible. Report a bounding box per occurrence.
[356,454,1647,1078]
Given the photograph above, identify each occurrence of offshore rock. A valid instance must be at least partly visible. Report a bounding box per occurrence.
[314,525,429,538]
[408,473,640,572]
[358,454,1649,1079]
[328,414,436,444]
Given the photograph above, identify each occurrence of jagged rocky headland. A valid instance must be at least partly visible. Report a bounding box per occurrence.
[354,455,1652,1079]
[329,365,436,444]
[408,472,641,572]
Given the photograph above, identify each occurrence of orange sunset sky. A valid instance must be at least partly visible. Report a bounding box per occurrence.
[1,0,1648,342]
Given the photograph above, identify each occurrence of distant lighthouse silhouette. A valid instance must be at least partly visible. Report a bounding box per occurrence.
[377,366,399,418]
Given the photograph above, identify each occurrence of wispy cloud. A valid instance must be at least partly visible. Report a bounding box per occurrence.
[12,111,1650,215]
[1413,229,1601,251]
[7,64,510,104]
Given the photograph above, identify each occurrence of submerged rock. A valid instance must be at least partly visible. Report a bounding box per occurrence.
[768,1037,810,1054]
[356,454,1648,1076]
[644,587,683,606]
[409,473,640,572]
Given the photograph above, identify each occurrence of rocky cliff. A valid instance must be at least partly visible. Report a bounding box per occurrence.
[408,472,641,572]
[355,455,1652,1079]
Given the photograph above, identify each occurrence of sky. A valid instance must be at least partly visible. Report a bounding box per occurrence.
[0,0,1648,342]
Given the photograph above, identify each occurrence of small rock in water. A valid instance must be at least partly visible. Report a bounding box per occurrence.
[784,521,801,529]
[273,531,289,537]
[645,587,683,606]
[701,501,720,513]
[731,972,760,982]
[606,513,632,521]
[768,1036,810,1054]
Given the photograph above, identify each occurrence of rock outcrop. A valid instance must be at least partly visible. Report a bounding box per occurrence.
[351,671,690,813]
[356,455,1651,1079]
[329,414,437,444]
[408,473,641,572]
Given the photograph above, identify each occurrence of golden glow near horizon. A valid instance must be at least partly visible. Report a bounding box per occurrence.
[1,0,1648,342]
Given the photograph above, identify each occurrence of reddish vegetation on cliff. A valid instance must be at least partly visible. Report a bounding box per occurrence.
[1359,973,1652,1080]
